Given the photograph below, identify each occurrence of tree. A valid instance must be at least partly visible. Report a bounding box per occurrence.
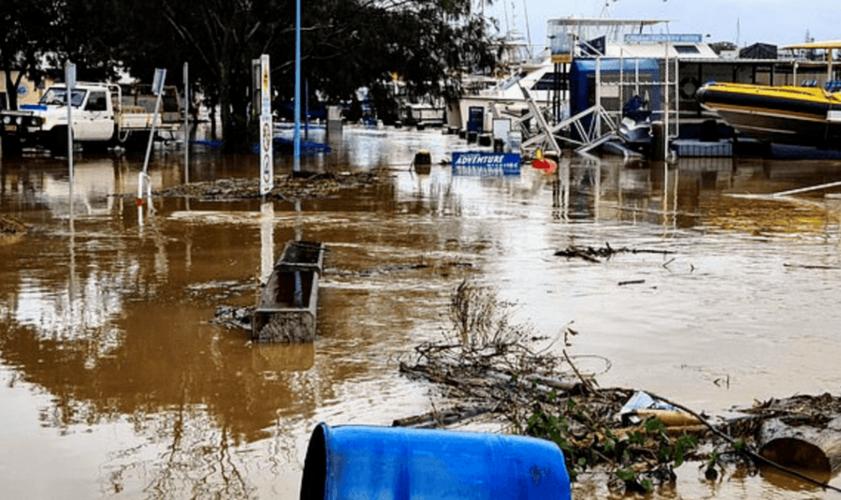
[0,0,61,109]
[119,0,495,151]
[1,0,495,148]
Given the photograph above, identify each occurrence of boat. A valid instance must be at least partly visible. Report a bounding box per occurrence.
[696,81,841,148]
[617,94,653,151]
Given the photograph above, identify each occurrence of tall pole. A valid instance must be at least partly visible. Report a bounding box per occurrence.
[65,62,75,194]
[183,62,189,184]
[143,69,166,177]
[304,78,309,140]
[293,0,302,173]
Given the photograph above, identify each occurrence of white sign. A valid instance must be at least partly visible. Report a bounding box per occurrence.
[259,54,273,196]
[65,62,76,90]
[152,68,167,96]
[260,113,273,195]
[260,54,271,115]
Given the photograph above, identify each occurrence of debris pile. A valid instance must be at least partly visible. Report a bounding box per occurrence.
[398,280,841,494]
[156,170,389,201]
[0,216,27,237]
[214,305,253,331]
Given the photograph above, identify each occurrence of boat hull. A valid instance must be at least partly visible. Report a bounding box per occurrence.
[697,83,841,148]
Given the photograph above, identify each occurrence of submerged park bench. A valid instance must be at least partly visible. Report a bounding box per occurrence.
[252,241,325,343]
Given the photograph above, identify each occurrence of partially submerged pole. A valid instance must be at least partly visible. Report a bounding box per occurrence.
[143,68,166,176]
[293,0,302,174]
[65,62,76,194]
[135,68,166,225]
[183,62,190,184]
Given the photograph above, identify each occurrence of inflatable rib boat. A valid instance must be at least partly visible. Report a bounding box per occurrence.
[696,82,841,148]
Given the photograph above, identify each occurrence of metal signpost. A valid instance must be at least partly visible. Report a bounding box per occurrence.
[138,68,166,211]
[259,54,273,196]
[293,0,302,174]
[183,62,189,184]
[65,62,76,189]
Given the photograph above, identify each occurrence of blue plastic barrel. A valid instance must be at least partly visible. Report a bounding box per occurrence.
[300,423,571,500]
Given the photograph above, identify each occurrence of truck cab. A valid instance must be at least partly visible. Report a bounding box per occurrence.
[1,82,119,154]
[1,81,183,156]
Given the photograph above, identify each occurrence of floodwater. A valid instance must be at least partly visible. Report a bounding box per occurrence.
[2,127,841,499]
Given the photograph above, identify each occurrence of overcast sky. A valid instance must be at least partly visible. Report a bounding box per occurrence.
[486,0,837,49]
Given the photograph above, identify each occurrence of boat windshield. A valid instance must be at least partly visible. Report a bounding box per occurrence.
[40,88,87,107]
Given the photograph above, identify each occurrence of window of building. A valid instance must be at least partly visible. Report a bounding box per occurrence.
[674,45,701,55]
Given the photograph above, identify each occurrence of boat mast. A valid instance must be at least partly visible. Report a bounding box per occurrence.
[522,0,534,60]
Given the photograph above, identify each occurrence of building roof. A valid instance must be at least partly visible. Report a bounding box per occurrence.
[782,40,841,50]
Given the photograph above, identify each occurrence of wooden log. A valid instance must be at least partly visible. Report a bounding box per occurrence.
[636,409,702,428]
[759,417,841,479]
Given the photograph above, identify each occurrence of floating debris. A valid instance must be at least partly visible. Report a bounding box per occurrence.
[398,281,841,494]
[784,263,841,271]
[213,306,253,331]
[155,170,390,201]
[0,216,27,236]
[618,279,646,287]
[554,243,674,263]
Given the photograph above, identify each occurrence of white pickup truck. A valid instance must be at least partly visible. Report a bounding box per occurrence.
[0,82,182,155]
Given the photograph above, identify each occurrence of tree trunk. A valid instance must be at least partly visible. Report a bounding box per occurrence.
[759,416,841,481]
[5,70,17,110]
[219,74,251,153]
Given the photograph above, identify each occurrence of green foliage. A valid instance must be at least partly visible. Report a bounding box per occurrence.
[525,405,701,495]
[0,0,496,149]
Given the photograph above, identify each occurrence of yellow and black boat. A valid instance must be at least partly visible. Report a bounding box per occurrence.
[696,82,841,148]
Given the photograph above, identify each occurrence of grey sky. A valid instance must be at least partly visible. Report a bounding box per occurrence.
[487,0,837,49]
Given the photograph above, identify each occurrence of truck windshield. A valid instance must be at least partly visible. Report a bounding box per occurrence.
[40,88,87,107]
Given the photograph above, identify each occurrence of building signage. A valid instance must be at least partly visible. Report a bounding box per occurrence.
[452,152,521,176]
[625,34,704,44]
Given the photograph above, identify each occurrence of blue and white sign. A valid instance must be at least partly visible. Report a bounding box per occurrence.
[625,34,703,44]
[452,152,521,176]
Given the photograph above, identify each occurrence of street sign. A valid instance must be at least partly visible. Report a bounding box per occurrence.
[259,54,273,196]
[260,113,273,195]
[152,68,167,96]
[65,62,76,90]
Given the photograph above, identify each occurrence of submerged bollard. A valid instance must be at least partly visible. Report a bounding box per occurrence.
[412,149,432,174]
[300,423,571,500]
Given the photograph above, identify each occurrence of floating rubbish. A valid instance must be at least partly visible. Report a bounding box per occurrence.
[620,391,678,425]
[300,423,571,500]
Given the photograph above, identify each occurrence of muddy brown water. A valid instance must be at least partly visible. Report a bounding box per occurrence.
[2,127,841,498]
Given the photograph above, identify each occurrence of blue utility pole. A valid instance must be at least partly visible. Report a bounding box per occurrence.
[293,0,302,173]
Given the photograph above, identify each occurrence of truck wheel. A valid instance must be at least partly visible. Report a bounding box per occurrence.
[123,131,151,152]
[1,136,22,157]
[47,127,70,157]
